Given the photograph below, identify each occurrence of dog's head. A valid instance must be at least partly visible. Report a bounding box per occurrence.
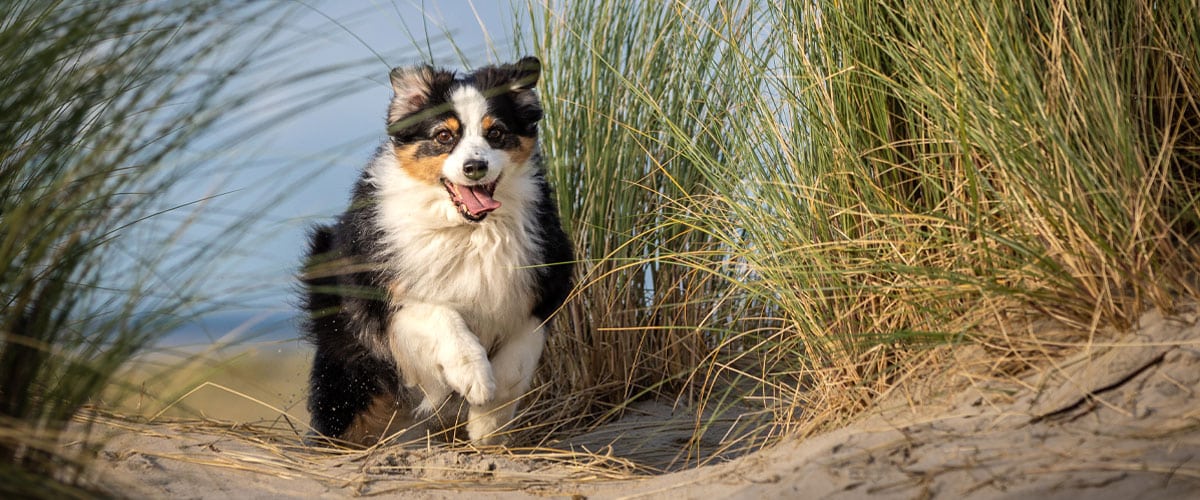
[385,57,543,222]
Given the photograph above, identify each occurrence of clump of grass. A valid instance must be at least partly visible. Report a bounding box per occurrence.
[0,1,291,494]
[520,0,1200,460]
[514,1,774,452]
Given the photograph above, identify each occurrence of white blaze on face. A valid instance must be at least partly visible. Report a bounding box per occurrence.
[443,86,503,185]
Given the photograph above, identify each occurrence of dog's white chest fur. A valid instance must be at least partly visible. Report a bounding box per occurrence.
[369,152,540,349]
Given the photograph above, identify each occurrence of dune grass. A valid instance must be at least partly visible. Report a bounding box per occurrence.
[516,0,1200,462]
[0,0,312,495]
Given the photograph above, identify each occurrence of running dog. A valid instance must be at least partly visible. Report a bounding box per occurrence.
[301,56,573,446]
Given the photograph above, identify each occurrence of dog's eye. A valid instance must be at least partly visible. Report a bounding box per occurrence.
[485,128,503,141]
[434,130,454,144]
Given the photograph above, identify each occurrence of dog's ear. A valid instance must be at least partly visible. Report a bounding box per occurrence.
[388,65,435,124]
[508,56,541,92]
[500,57,543,127]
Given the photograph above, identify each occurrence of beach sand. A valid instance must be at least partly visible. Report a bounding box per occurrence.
[87,307,1200,498]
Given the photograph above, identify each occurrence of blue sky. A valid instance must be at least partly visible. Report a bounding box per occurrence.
[165,1,534,322]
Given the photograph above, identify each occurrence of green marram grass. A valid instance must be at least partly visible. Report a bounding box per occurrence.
[0,0,307,495]
[521,0,1200,464]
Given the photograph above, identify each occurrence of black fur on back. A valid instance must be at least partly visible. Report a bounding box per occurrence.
[529,171,574,321]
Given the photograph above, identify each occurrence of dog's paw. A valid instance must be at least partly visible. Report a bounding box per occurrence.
[466,405,514,446]
[469,427,508,446]
[443,352,496,406]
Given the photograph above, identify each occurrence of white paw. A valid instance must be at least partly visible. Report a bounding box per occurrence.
[467,405,513,445]
[443,351,496,406]
[469,426,507,446]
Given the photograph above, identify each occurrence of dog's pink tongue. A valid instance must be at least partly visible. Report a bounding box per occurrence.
[454,184,501,215]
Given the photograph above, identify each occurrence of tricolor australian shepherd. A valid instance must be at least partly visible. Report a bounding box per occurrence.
[301,57,573,446]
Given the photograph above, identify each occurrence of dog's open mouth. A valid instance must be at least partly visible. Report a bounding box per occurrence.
[443,178,500,222]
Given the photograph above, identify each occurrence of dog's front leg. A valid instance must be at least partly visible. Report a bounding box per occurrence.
[466,317,546,445]
[387,303,496,414]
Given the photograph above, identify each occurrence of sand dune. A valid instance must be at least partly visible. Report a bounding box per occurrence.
[90,307,1200,498]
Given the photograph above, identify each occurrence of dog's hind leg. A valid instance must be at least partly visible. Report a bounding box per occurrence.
[387,303,496,415]
[466,317,546,445]
[307,348,396,445]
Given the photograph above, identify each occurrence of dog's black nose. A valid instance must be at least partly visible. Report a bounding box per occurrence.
[463,159,488,181]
